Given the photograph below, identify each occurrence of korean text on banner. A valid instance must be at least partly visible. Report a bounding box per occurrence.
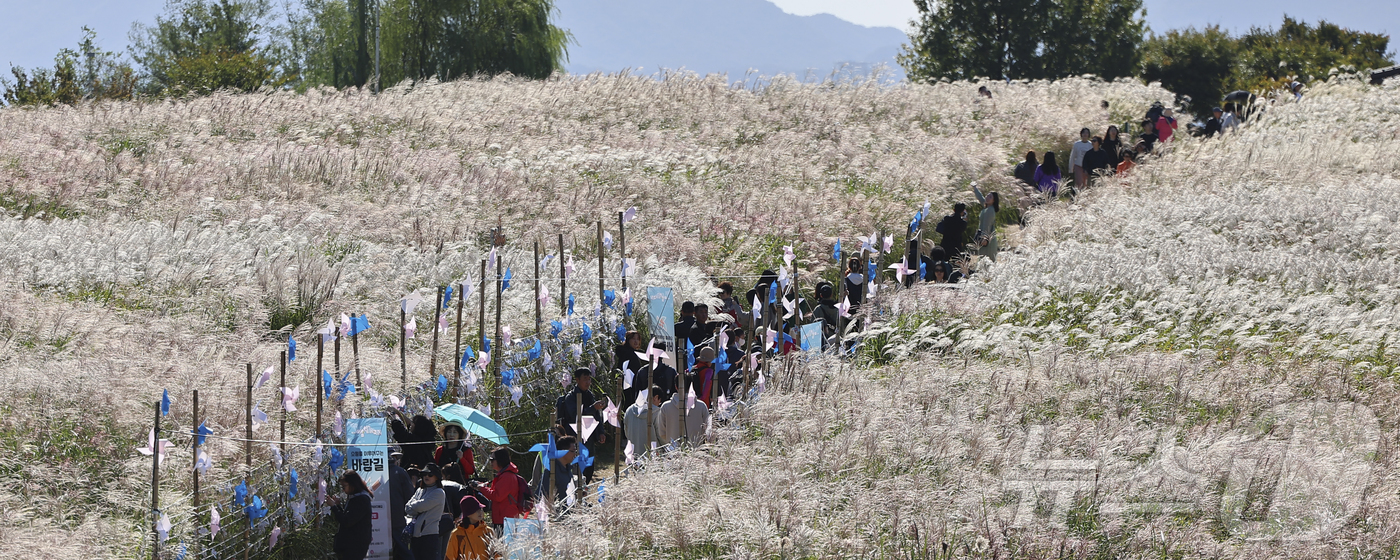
[346,418,392,559]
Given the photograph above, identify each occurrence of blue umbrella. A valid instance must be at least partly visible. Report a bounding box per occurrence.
[433,403,509,445]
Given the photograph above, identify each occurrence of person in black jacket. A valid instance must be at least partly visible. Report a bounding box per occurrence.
[387,449,414,560]
[329,471,374,560]
[1203,107,1224,138]
[388,410,437,469]
[1083,136,1112,181]
[1138,119,1159,153]
[935,204,968,259]
[1013,151,1038,186]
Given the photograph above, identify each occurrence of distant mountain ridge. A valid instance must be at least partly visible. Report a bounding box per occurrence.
[553,0,908,81]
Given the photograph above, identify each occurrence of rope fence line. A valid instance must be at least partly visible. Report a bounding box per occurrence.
[134,205,896,559]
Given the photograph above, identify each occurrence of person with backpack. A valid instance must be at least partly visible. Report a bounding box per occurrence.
[444,496,491,560]
[475,447,530,532]
[690,347,718,407]
[935,203,968,259]
[1155,108,1179,143]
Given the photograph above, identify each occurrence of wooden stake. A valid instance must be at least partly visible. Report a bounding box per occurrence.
[559,233,567,316]
[245,363,253,470]
[150,401,160,560]
[316,334,324,438]
[429,286,444,381]
[453,281,465,399]
[534,240,542,335]
[478,260,487,356]
[574,389,585,504]
[493,253,504,414]
[596,221,605,316]
[334,324,341,380]
[352,319,364,389]
[191,389,200,508]
[400,306,407,386]
[615,210,627,482]
[280,350,287,457]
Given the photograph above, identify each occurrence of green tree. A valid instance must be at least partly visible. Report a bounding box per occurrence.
[1235,17,1393,90]
[1140,26,1238,117]
[129,0,291,95]
[296,0,570,89]
[2,28,137,106]
[899,0,1145,82]
[1141,18,1394,119]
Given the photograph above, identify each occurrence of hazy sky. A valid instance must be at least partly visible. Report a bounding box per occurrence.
[1,0,1395,74]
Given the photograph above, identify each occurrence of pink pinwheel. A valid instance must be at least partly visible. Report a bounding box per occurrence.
[282,386,300,412]
[622,206,637,224]
[882,235,894,254]
[340,313,351,336]
[317,480,326,505]
[254,365,273,389]
[486,247,497,271]
[622,258,636,278]
[404,317,417,339]
[332,411,343,437]
[565,255,575,278]
[603,397,619,427]
[438,313,449,333]
[319,320,336,344]
[783,245,795,265]
[137,428,171,466]
[269,526,281,549]
[209,507,221,538]
[839,297,852,318]
[502,325,512,346]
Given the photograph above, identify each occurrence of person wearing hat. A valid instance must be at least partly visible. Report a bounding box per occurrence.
[387,447,414,556]
[435,420,476,481]
[444,496,491,560]
[1204,107,1224,138]
[1155,107,1178,143]
[689,346,718,408]
[403,462,446,560]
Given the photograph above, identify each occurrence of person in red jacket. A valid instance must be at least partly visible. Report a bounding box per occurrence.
[1155,108,1178,143]
[435,421,475,481]
[474,447,527,532]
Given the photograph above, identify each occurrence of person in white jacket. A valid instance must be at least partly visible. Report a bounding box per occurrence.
[403,462,446,560]
[655,389,709,449]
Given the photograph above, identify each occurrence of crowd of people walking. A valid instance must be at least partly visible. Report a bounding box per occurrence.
[325,97,1224,560]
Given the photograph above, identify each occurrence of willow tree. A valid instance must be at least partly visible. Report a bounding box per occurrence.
[300,0,570,89]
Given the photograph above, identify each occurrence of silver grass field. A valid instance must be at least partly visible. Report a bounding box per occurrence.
[2,73,1398,558]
